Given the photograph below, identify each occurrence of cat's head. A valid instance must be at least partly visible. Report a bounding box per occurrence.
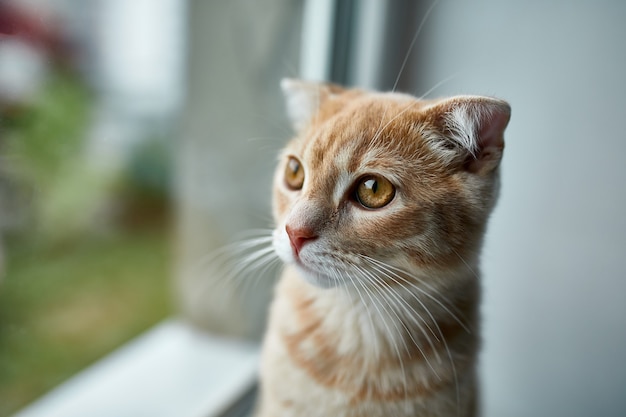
[272,79,510,289]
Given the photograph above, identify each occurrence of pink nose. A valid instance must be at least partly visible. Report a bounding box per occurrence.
[286,225,318,257]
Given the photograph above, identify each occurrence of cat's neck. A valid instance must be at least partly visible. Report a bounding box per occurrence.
[267,265,480,405]
[275,265,480,363]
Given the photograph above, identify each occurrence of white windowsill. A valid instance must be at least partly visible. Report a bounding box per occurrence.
[12,319,260,417]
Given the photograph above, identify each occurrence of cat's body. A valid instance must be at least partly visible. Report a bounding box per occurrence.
[255,80,510,417]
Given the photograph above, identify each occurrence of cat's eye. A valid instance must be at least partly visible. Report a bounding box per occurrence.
[355,175,395,209]
[284,156,305,190]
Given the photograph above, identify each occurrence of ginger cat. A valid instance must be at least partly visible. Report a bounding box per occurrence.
[255,79,510,417]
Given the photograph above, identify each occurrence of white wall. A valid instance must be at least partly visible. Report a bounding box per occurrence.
[414,2,626,416]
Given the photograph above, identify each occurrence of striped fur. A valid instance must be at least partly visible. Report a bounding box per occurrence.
[256,80,510,417]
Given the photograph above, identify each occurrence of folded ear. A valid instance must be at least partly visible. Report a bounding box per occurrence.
[280,78,345,131]
[423,96,511,174]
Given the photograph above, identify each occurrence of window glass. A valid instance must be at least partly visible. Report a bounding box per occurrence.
[0,0,304,413]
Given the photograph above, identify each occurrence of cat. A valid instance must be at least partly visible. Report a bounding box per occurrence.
[254,79,510,417]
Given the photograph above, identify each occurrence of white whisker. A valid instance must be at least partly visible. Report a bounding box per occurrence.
[356,260,443,367]
[392,0,441,92]
[357,255,462,417]
[417,71,462,100]
[356,265,450,409]
[185,232,278,304]
[370,100,420,148]
[451,247,480,280]
[349,265,410,407]
[360,255,470,333]
[338,267,381,361]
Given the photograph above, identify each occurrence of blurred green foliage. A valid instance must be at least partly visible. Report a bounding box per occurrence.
[0,229,172,416]
[2,71,89,186]
[2,70,115,244]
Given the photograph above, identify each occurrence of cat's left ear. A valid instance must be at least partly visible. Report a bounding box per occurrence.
[424,96,511,174]
[281,78,345,131]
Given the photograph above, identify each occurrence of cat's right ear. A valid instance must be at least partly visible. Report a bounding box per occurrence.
[280,79,344,131]
[422,96,511,175]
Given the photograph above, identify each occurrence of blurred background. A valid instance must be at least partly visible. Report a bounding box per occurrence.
[0,0,184,414]
[0,1,625,417]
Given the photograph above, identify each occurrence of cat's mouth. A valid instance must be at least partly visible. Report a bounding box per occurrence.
[273,227,341,288]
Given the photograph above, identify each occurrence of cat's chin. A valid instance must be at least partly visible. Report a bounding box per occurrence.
[292,263,339,289]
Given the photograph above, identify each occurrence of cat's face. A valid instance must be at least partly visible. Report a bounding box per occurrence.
[272,80,510,289]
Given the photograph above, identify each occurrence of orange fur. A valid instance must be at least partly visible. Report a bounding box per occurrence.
[256,80,510,417]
